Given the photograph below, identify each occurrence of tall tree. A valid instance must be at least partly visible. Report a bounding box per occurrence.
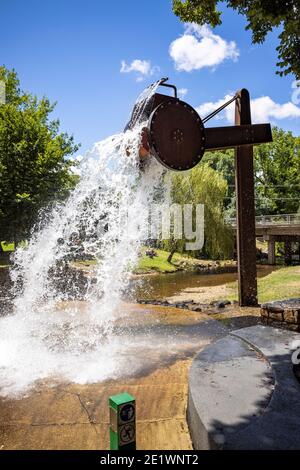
[0,66,79,243]
[172,0,300,78]
[202,128,300,217]
[254,127,300,215]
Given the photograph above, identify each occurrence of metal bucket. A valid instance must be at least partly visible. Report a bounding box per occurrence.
[125,78,206,171]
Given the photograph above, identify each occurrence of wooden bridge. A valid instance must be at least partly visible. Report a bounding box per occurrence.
[227,214,300,264]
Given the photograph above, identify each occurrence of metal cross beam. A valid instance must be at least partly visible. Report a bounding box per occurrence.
[204,123,272,152]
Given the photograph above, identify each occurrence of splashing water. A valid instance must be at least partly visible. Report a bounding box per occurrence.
[0,82,167,396]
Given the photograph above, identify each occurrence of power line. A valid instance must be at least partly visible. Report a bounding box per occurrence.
[227,184,300,188]
[223,197,300,201]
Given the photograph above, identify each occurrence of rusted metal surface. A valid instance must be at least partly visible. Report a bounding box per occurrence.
[125,92,178,132]
[126,79,272,173]
[205,123,272,151]
[148,100,206,171]
[235,89,258,307]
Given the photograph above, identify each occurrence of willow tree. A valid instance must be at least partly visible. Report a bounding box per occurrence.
[162,164,234,260]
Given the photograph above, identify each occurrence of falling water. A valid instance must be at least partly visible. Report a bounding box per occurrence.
[0,82,168,396]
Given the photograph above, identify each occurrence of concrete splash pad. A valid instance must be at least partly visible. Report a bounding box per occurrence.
[0,305,227,450]
[188,325,300,450]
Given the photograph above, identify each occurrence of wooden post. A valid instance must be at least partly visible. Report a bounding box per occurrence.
[235,89,258,306]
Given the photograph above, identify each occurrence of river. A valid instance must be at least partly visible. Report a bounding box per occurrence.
[129,265,277,301]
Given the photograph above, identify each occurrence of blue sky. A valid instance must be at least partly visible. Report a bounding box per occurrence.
[1,0,299,156]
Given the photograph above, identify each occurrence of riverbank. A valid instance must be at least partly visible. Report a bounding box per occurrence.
[133,248,236,275]
[146,266,300,309]
[71,249,236,276]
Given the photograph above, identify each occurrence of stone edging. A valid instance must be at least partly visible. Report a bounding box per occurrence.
[261,298,300,332]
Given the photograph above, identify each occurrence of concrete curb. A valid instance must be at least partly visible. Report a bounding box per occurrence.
[188,325,300,450]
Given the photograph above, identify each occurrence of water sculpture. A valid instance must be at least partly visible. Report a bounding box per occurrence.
[0,79,272,397]
[131,78,273,306]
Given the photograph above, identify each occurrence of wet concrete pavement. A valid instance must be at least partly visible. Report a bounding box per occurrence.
[0,306,228,450]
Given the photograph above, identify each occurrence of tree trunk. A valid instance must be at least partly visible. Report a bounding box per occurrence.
[167,246,177,263]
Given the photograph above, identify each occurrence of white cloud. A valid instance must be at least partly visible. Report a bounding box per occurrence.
[169,23,239,72]
[120,59,160,81]
[196,94,300,124]
[121,59,151,75]
[178,88,188,99]
[251,96,300,122]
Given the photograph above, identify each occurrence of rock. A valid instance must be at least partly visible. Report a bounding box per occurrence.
[269,311,284,321]
[260,299,300,333]
[188,305,202,312]
[216,302,225,309]
[260,308,269,318]
[217,299,231,306]
[283,310,298,324]
[268,306,285,313]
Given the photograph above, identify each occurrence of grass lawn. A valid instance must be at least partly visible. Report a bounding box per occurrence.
[72,248,235,274]
[226,266,300,303]
[71,249,183,273]
[134,248,221,274]
[73,248,202,274]
[133,249,181,274]
[134,248,235,274]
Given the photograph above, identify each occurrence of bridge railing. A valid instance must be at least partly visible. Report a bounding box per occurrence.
[227,213,300,227]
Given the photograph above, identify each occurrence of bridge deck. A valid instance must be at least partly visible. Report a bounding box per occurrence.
[228,214,300,238]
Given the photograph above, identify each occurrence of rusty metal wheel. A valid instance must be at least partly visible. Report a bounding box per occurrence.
[148,99,206,171]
